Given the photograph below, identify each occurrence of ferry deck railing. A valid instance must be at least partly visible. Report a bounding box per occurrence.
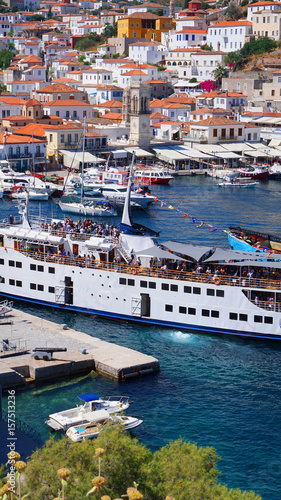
[15,248,281,293]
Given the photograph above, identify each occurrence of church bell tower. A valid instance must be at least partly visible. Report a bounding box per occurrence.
[128,82,151,148]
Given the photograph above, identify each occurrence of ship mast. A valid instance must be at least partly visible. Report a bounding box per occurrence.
[121,151,135,228]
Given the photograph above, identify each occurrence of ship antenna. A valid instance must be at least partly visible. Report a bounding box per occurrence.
[121,151,135,227]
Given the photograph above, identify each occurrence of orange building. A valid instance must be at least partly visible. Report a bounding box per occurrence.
[117,12,175,41]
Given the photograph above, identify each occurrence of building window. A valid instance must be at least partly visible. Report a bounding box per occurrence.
[207,288,215,296]
[149,282,156,289]
[37,284,44,291]
[213,129,217,137]
[140,280,147,288]
[271,90,275,96]
[60,134,64,143]
[128,279,135,286]
[30,283,36,290]
[16,262,22,268]
[119,278,126,285]
[238,128,243,136]
[16,280,22,287]
[50,134,53,143]
[9,260,14,267]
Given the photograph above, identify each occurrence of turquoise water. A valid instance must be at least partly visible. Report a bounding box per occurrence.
[2,175,281,499]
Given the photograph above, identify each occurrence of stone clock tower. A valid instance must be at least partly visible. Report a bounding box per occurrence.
[128,81,151,148]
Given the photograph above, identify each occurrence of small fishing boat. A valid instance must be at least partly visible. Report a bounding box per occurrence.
[228,226,281,252]
[58,199,117,216]
[66,409,143,442]
[134,165,174,185]
[238,164,269,179]
[46,393,131,431]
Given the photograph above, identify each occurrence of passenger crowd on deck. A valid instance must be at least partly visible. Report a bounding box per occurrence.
[41,218,120,239]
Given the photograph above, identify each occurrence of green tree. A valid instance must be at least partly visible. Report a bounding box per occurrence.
[78,54,86,63]
[16,426,262,500]
[213,65,229,84]
[30,13,45,20]
[224,36,277,69]
[189,77,197,82]
[225,2,241,20]
[155,8,163,15]
[201,43,213,50]
[0,49,15,70]
[102,22,117,39]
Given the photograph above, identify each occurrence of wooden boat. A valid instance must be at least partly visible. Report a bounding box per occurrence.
[228,226,281,252]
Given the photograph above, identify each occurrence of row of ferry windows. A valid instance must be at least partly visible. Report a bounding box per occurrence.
[119,278,225,297]
[2,260,56,274]
[165,305,273,324]
[30,283,55,293]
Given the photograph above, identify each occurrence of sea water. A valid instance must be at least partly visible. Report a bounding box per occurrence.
[2,174,281,500]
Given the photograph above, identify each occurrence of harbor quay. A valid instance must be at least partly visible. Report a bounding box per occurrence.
[0,308,160,389]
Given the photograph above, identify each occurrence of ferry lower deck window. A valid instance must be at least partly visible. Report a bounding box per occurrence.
[216,290,224,297]
[202,309,210,317]
[254,315,262,323]
[128,279,135,286]
[239,313,248,322]
[149,282,156,289]
[38,265,44,272]
[16,280,22,287]
[9,260,14,267]
[49,286,55,293]
[165,304,173,312]
[16,261,22,268]
[211,310,219,318]
[37,284,44,291]
[264,316,273,324]
[48,267,55,274]
[188,307,196,315]
[193,287,201,295]
[140,280,147,288]
[184,286,191,293]
[9,279,15,286]
[0,259,4,265]
[230,312,238,320]
[171,284,178,292]
[207,288,215,296]
[119,278,126,285]
[30,264,36,271]
[179,306,187,314]
[162,283,169,290]
[0,277,5,283]
[30,283,36,290]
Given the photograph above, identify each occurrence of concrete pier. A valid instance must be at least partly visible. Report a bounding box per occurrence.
[0,309,160,389]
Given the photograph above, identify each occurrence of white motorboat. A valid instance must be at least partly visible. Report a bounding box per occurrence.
[10,187,49,201]
[99,183,154,209]
[66,409,143,442]
[218,179,258,188]
[58,199,117,216]
[46,393,131,431]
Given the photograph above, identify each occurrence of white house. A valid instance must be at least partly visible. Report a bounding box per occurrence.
[118,69,151,88]
[151,120,182,141]
[0,96,25,119]
[196,91,247,111]
[82,68,113,85]
[96,44,116,58]
[247,0,281,22]
[23,0,40,11]
[175,16,206,31]
[166,28,207,50]
[127,3,170,17]
[22,65,46,81]
[43,99,93,120]
[189,116,245,143]
[166,49,227,82]
[207,20,252,52]
[129,41,168,65]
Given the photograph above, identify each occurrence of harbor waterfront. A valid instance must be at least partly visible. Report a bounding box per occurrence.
[1,174,281,499]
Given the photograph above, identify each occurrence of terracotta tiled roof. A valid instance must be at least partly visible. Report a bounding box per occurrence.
[122,11,159,19]
[101,112,122,120]
[0,96,26,105]
[24,98,41,107]
[209,20,252,27]
[44,98,92,106]
[191,116,238,126]
[93,100,122,108]
[37,83,83,93]
[0,132,46,144]
[197,91,247,98]
[121,70,147,76]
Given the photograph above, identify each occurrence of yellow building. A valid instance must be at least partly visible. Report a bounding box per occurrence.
[117,12,174,41]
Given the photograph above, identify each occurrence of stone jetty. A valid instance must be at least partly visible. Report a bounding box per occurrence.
[0,308,160,389]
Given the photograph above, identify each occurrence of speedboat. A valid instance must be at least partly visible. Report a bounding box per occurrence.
[66,409,143,442]
[134,166,174,185]
[58,199,117,216]
[45,393,131,431]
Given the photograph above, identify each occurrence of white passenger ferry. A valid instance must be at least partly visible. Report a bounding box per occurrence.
[0,158,281,341]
